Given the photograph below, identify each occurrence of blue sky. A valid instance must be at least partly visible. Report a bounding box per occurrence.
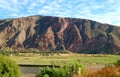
[0,0,120,26]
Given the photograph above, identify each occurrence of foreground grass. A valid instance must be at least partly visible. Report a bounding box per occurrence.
[8,53,120,65]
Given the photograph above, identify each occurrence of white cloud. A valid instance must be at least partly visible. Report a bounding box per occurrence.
[12,0,18,5]
[0,1,12,10]
[21,0,28,5]
[38,0,46,3]
[10,13,19,17]
[0,0,22,13]
[0,0,120,25]
[28,3,38,12]
[38,10,48,14]
[113,23,120,26]
[28,0,46,14]
[73,0,120,25]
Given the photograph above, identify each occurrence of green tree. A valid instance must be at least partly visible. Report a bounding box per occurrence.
[0,55,20,77]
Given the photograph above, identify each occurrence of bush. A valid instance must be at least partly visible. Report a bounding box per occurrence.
[42,74,49,77]
[0,55,20,77]
[36,67,68,77]
[0,50,10,56]
[87,65,120,77]
[115,59,120,67]
[36,63,84,77]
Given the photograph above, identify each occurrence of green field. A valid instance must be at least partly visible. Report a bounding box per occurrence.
[8,53,120,66]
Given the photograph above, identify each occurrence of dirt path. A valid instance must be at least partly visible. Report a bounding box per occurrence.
[20,66,39,77]
[20,65,105,77]
[86,65,105,71]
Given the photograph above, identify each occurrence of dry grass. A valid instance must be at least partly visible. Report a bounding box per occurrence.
[86,65,120,77]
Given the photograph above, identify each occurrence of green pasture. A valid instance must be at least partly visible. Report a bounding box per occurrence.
[8,53,120,66]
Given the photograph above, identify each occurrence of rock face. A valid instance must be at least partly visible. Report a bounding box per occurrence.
[0,15,120,54]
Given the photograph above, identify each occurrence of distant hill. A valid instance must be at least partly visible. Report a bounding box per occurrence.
[0,15,120,54]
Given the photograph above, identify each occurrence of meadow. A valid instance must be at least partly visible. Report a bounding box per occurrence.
[8,53,120,66]
[3,52,119,77]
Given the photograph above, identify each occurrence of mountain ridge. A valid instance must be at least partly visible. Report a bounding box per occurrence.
[0,15,120,54]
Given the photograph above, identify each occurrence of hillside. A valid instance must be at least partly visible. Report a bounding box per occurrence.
[0,15,120,54]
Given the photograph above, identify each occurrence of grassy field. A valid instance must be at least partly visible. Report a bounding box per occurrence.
[8,53,120,66]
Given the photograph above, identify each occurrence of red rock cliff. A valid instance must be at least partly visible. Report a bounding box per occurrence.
[0,15,120,54]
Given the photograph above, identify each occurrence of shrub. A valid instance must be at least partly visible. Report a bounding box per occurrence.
[0,50,10,56]
[42,74,49,77]
[115,59,120,67]
[36,63,84,77]
[87,65,120,77]
[36,66,68,77]
[0,55,20,77]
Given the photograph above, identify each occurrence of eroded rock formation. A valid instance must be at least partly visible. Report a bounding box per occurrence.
[0,15,120,54]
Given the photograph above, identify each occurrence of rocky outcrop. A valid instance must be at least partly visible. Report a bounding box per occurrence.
[0,15,120,54]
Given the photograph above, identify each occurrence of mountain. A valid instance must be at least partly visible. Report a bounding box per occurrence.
[0,15,120,54]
